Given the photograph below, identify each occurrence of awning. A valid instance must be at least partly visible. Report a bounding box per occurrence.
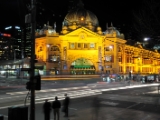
[72,65,94,69]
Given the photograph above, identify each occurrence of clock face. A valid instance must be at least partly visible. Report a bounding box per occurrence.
[80,34,85,39]
[79,32,87,40]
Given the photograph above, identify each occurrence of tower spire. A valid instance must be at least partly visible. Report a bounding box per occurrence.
[54,22,56,30]
[47,21,49,26]
[111,22,113,27]
[106,23,108,30]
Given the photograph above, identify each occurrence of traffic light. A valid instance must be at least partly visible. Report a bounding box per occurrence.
[26,81,31,90]
[34,74,41,90]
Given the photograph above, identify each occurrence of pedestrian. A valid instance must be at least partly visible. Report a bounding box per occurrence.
[52,96,61,120]
[43,99,51,120]
[63,93,70,117]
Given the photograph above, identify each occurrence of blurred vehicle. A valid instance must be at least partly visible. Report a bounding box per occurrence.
[101,74,121,83]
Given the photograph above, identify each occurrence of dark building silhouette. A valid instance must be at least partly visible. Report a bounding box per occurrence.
[0,32,13,60]
[4,26,22,59]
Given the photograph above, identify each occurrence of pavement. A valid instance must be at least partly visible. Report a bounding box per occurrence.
[69,106,160,120]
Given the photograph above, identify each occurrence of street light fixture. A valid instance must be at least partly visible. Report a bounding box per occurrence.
[143,37,150,47]
[47,44,50,48]
[144,37,150,41]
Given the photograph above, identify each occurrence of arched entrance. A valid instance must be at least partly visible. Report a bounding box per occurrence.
[70,58,95,75]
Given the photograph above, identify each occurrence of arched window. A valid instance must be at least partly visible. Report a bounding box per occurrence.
[50,46,59,51]
[105,45,113,51]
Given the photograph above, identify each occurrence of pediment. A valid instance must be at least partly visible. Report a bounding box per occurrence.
[63,27,102,39]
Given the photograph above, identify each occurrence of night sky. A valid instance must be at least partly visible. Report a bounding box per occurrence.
[0,0,142,32]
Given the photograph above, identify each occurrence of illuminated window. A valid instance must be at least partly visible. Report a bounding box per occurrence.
[105,55,112,62]
[105,45,113,51]
[81,17,84,21]
[106,65,112,68]
[51,46,59,51]
[63,65,67,69]
[90,43,95,48]
[70,43,75,49]
[50,55,60,61]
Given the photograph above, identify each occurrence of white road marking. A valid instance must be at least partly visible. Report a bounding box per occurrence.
[0,84,158,110]
[126,103,140,109]
[100,101,119,106]
[101,84,159,92]
[6,86,89,95]
[69,107,77,110]
[0,89,102,109]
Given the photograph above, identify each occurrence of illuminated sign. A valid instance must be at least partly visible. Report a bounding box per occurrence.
[0,33,11,37]
[5,26,12,30]
[15,26,20,29]
[5,26,21,30]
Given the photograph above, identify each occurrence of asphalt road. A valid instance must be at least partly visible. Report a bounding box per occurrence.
[0,80,160,120]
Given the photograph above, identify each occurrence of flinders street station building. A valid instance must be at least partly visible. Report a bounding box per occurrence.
[35,1,160,79]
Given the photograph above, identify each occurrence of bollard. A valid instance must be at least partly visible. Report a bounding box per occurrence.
[0,114,4,120]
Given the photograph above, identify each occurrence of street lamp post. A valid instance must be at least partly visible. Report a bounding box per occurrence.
[30,0,36,120]
[25,0,36,119]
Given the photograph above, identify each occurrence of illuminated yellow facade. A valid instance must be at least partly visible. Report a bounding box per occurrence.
[35,1,160,76]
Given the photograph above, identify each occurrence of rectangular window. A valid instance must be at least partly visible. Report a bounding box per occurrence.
[126,57,129,63]
[52,56,57,61]
[70,43,75,49]
[119,66,122,72]
[133,67,135,72]
[49,55,60,61]
[118,57,122,62]
[90,43,95,48]
[63,65,67,70]
[84,43,88,48]
[105,55,112,62]
[77,43,81,48]
[106,65,112,68]
[126,66,129,72]
[105,45,113,51]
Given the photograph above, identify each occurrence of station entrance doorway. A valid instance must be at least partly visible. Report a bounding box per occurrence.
[70,58,95,75]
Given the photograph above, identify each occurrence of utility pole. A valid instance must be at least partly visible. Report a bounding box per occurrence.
[30,0,36,119]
